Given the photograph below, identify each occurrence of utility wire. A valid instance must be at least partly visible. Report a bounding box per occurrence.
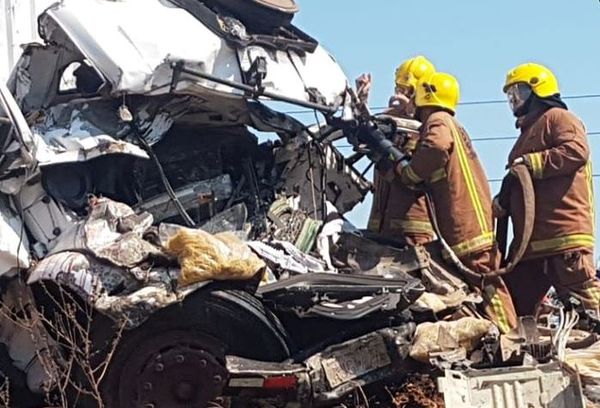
[489,174,600,183]
[282,93,600,115]
[335,131,600,148]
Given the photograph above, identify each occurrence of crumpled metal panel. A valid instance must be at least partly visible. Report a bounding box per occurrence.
[48,197,159,268]
[27,250,209,328]
[39,0,243,95]
[248,240,326,275]
[30,104,148,166]
[24,197,215,327]
[35,0,347,107]
[275,142,370,216]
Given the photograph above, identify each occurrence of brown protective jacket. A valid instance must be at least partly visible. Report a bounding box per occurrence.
[503,106,594,259]
[401,111,495,257]
[367,112,433,244]
[367,143,433,244]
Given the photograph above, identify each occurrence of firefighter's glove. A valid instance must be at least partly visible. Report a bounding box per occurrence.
[375,157,395,176]
[508,156,532,173]
[358,124,404,165]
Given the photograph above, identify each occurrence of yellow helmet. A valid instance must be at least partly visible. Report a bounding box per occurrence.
[415,72,460,113]
[503,63,559,98]
[395,56,436,90]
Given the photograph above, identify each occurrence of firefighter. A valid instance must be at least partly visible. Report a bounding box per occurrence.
[357,56,436,245]
[496,63,600,316]
[363,71,518,332]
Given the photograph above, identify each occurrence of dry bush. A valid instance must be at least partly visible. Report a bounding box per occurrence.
[0,281,126,408]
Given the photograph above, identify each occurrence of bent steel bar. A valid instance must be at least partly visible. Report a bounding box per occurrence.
[171,61,338,114]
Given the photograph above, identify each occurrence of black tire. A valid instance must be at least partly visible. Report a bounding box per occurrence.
[96,287,292,408]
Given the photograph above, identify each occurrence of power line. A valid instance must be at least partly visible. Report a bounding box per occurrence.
[489,174,600,183]
[335,131,600,148]
[282,93,600,115]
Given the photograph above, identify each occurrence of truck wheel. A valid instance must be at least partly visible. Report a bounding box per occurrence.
[98,288,292,408]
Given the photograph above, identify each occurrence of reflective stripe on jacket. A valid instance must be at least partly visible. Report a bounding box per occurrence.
[504,107,594,258]
[401,111,495,257]
[367,126,433,244]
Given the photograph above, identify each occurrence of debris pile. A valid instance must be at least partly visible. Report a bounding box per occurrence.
[390,374,445,408]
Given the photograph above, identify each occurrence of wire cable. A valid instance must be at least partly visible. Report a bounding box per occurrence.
[336,131,600,148]
[282,93,600,115]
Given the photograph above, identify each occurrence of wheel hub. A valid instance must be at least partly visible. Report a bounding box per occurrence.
[120,331,228,408]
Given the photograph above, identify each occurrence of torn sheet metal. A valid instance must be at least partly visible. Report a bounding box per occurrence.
[275,141,370,216]
[332,232,429,276]
[36,0,347,107]
[248,240,327,276]
[49,197,159,268]
[239,45,347,107]
[39,0,242,95]
[26,250,210,328]
[30,104,148,166]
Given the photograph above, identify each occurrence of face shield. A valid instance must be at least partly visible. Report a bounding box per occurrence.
[506,82,533,114]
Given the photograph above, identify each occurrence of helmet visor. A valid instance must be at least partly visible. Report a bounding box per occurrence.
[506,83,533,113]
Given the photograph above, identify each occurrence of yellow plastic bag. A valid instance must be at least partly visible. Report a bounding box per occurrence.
[166,229,265,287]
[410,317,494,363]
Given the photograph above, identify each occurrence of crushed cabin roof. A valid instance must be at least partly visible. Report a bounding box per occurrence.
[33,0,347,105]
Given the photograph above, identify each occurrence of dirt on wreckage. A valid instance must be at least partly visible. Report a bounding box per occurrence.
[0,0,598,407]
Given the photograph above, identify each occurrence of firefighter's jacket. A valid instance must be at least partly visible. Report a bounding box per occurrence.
[368,123,433,242]
[400,111,495,257]
[502,106,594,259]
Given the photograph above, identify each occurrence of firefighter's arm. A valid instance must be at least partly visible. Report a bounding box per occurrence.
[398,118,452,185]
[519,111,589,179]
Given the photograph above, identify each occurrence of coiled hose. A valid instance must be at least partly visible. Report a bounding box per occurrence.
[424,163,535,282]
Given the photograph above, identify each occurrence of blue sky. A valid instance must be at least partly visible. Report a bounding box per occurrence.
[288,0,600,240]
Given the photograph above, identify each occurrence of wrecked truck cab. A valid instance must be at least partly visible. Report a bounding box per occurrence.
[0,0,427,406]
[3,2,587,408]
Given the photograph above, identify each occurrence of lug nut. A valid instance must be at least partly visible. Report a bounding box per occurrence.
[175,354,185,363]
[143,382,153,391]
[155,363,164,372]
[200,359,207,367]
[213,375,222,384]
[144,404,155,408]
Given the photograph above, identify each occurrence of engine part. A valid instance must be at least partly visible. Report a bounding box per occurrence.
[136,174,233,223]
